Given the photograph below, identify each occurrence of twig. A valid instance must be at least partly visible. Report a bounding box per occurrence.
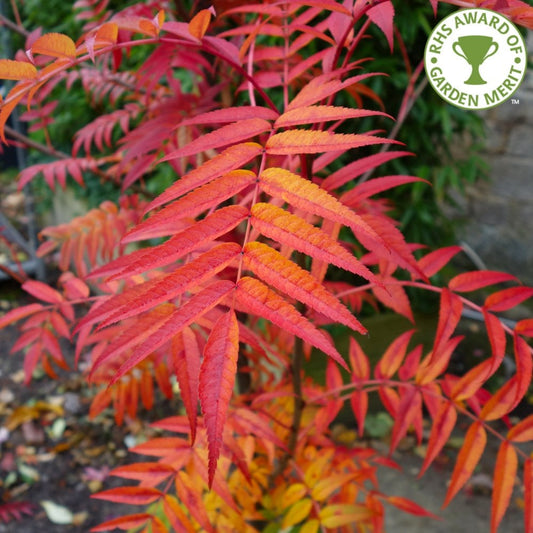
[0,12,29,39]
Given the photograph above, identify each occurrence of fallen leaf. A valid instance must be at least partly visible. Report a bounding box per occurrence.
[40,501,74,525]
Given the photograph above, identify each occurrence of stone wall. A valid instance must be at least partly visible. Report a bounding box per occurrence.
[454,31,533,284]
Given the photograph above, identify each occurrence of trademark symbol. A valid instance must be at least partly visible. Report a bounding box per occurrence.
[511,99,520,104]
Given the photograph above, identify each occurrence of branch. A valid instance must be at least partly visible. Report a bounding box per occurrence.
[0,13,29,39]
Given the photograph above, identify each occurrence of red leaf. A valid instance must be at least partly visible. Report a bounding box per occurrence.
[266,129,394,155]
[443,421,487,507]
[243,241,366,333]
[417,246,463,278]
[367,1,395,51]
[419,401,457,476]
[350,390,368,438]
[94,205,248,279]
[322,151,413,191]
[386,496,439,519]
[0,304,43,329]
[250,202,375,282]
[375,330,415,379]
[516,318,533,337]
[480,379,519,421]
[90,513,152,532]
[161,118,271,161]
[491,441,518,533]
[349,337,370,380]
[22,280,64,304]
[236,276,347,369]
[124,170,255,242]
[175,327,201,443]
[92,487,163,505]
[340,175,426,205]
[485,287,533,312]
[181,107,278,127]
[95,281,234,383]
[372,281,414,322]
[109,462,176,484]
[199,310,239,486]
[449,271,518,292]
[513,334,533,407]
[433,289,463,361]
[389,387,421,453]
[148,143,262,211]
[274,105,389,128]
[81,243,240,329]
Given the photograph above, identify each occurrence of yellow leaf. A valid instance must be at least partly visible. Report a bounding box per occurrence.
[300,519,320,533]
[282,498,313,529]
[311,474,356,502]
[0,59,38,81]
[281,483,307,510]
[319,504,373,528]
[31,33,76,59]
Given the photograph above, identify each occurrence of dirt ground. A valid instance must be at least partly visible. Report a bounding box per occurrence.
[0,301,528,533]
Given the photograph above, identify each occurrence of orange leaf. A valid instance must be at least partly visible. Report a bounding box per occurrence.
[124,170,255,242]
[491,441,518,533]
[0,82,32,142]
[236,276,347,369]
[266,129,393,155]
[375,330,415,379]
[516,318,533,337]
[31,33,76,59]
[443,421,486,507]
[250,202,375,282]
[147,142,262,211]
[433,289,463,362]
[525,459,533,533]
[319,503,373,527]
[513,334,533,407]
[480,379,519,421]
[188,9,212,40]
[199,310,239,487]
[0,59,38,81]
[243,241,366,333]
[507,413,533,442]
[419,401,457,476]
[448,271,518,292]
[259,167,386,260]
[162,118,271,161]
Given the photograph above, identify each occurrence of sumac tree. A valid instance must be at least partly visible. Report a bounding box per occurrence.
[1,1,533,532]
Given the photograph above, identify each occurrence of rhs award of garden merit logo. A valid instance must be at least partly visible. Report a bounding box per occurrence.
[425,8,527,110]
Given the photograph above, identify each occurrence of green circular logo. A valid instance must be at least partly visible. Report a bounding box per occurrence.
[424,8,527,110]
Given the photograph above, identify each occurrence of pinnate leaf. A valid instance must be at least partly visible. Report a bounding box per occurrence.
[199,310,239,487]
[237,276,347,369]
[250,203,375,282]
[92,487,163,505]
[274,105,388,127]
[525,459,533,533]
[375,330,415,379]
[22,280,64,304]
[243,241,366,333]
[367,1,395,51]
[282,499,312,528]
[485,286,533,312]
[386,496,439,518]
[147,142,262,211]
[418,246,463,278]
[91,513,151,532]
[162,118,271,161]
[507,413,533,442]
[0,304,43,329]
[124,170,255,242]
[266,129,393,155]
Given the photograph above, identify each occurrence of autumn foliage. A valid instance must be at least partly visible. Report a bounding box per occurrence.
[1,0,533,531]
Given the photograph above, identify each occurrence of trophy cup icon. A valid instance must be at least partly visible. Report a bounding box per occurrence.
[452,35,499,85]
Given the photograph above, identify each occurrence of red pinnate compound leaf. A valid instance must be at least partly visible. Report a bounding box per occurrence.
[199,310,239,487]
